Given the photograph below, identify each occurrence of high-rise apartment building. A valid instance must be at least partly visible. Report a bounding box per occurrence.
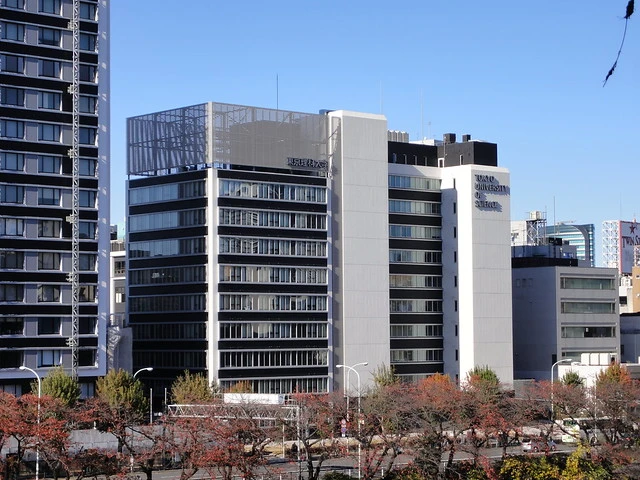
[126,103,513,402]
[0,0,109,395]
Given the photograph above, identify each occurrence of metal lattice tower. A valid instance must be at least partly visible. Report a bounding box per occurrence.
[602,220,619,271]
[65,0,81,379]
[526,210,547,245]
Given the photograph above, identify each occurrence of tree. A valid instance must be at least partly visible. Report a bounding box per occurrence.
[561,371,584,387]
[171,370,215,404]
[39,366,80,408]
[90,369,152,479]
[225,380,252,393]
[371,364,399,388]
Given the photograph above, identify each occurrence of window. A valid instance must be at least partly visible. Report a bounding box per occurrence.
[79,254,96,271]
[39,28,62,46]
[38,285,60,302]
[560,277,615,290]
[1,54,25,74]
[561,302,616,314]
[4,0,25,9]
[80,2,97,20]
[79,64,96,82]
[38,350,61,367]
[79,33,96,51]
[0,251,24,269]
[39,124,62,142]
[113,260,125,275]
[39,91,61,110]
[79,349,96,366]
[1,22,25,42]
[40,60,61,78]
[79,285,96,302]
[39,0,61,13]
[38,155,61,173]
[38,187,61,205]
[0,317,23,335]
[79,190,96,207]
[1,153,24,171]
[79,222,96,239]
[1,120,24,138]
[79,157,96,176]
[0,351,22,368]
[38,220,61,237]
[0,218,24,236]
[0,284,23,302]
[561,326,616,338]
[38,252,60,270]
[38,317,61,335]
[1,185,24,203]
[1,87,25,106]
[79,317,96,334]
[79,127,96,145]
[79,95,97,114]
[115,286,125,303]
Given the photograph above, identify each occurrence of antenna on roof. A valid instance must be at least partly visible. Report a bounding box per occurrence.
[379,81,383,114]
[420,90,424,140]
[276,74,279,111]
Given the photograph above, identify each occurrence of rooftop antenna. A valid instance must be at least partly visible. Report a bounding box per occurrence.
[420,90,424,140]
[276,74,279,111]
[379,81,383,114]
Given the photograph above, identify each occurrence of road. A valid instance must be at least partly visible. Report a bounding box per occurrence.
[147,444,577,480]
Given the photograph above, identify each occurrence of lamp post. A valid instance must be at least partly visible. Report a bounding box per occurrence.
[550,358,572,422]
[337,362,368,479]
[131,367,153,471]
[133,367,153,422]
[20,366,41,480]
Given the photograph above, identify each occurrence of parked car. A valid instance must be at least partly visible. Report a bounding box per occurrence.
[522,438,556,453]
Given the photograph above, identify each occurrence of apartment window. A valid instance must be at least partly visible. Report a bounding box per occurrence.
[38,220,61,237]
[38,188,61,205]
[0,218,24,236]
[1,22,25,42]
[79,349,96,366]
[79,127,96,145]
[38,317,61,335]
[79,222,96,239]
[113,260,125,275]
[79,33,96,51]
[0,351,22,368]
[1,185,24,203]
[0,317,23,336]
[561,326,616,338]
[79,285,96,302]
[4,0,25,9]
[0,251,24,269]
[38,155,61,173]
[79,2,97,20]
[79,158,96,176]
[79,64,96,82]
[38,285,60,302]
[0,284,23,302]
[1,54,25,74]
[79,317,96,334]
[38,252,60,270]
[115,286,125,303]
[79,254,96,271]
[39,28,62,46]
[39,124,62,142]
[38,350,61,367]
[79,95,97,114]
[39,0,61,13]
[39,91,62,110]
[79,190,96,207]
[1,120,24,138]
[1,87,25,106]
[1,153,24,171]
[40,60,61,78]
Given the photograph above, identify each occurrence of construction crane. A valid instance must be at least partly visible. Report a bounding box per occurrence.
[65,0,81,379]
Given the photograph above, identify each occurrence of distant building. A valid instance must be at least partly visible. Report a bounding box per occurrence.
[512,245,619,380]
[603,220,640,275]
[545,223,595,267]
[108,230,131,372]
[125,102,514,404]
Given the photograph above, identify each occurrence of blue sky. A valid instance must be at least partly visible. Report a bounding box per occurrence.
[110,1,639,264]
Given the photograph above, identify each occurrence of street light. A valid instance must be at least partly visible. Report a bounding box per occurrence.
[550,358,572,422]
[131,367,153,471]
[337,362,368,479]
[133,367,153,379]
[20,366,41,480]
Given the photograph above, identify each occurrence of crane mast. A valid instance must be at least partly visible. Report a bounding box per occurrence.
[66,0,81,379]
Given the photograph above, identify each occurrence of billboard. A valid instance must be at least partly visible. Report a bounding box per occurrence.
[620,220,640,275]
